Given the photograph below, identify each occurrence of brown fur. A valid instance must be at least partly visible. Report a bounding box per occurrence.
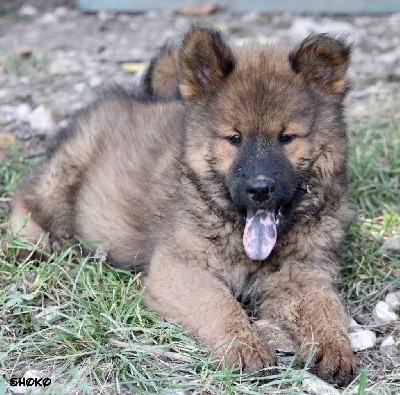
[142,44,180,100]
[10,28,355,385]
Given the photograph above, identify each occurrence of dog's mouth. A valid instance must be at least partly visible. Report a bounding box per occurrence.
[242,206,283,261]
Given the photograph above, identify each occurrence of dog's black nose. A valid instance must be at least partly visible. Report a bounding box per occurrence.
[245,178,275,203]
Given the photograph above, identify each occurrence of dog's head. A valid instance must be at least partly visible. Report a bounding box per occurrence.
[178,27,351,260]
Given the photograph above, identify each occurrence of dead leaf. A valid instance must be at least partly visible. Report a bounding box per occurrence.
[0,132,16,148]
[174,3,220,16]
[121,62,147,73]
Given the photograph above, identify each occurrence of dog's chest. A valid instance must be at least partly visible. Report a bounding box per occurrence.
[205,220,263,290]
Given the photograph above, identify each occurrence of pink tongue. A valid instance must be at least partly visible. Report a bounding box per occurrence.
[243,210,277,261]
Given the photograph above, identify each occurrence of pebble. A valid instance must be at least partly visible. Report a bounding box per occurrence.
[89,75,103,87]
[39,12,59,25]
[29,105,57,133]
[381,335,395,347]
[253,318,297,353]
[302,372,340,395]
[55,7,69,18]
[349,318,363,332]
[10,370,42,394]
[379,336,398,357]
[19,5,38,17]
[290,17,355,36]
[49,58,81,75]
[385,292,400,307]
[14,129,32,141]
[380,236,400,253]
[14,103,32,123]
[349,329,376,352]
[373,301,399,324]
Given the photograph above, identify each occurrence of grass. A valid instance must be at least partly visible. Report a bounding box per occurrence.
[0,121,399,394]
[343,121,400,306]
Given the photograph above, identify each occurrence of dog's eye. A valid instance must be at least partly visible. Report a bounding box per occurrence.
[227,134,242,146]
[279,134,295,144]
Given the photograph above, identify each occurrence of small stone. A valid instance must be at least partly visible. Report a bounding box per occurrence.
[379,344,398,357]
[241,12,261,24]
[0,114,12,125]
[373,301,398,324]
[55,7,69,18]
[381,335,395,347]
[253,318,298,353]
[349,318,363,332]
[174,3,220,16]
[97,10,115,22]
[34,306,60,323]
[74,82,87,93]
[10,370,42,394]
[49,58,81,75]
[385,293,400,307]
[89,75,103,87]
[349,329,376,352]
[14,130,32,141]
[29,105,57,133]
[380,235,400,253]
[19,5,38,17]
[302,372,340,395]
[39,12,59,25]
[15,103,32,123]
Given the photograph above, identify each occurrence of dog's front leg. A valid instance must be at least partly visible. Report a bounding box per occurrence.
[144,247,276,373]
[259,266,355,386]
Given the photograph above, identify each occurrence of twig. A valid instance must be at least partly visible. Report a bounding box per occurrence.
[106,339,193,363]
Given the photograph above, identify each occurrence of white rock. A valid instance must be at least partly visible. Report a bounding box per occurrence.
[89,75,103,87]
[349,329,376,351]
[349,318,363,332]
[55,7,69,18]
[302,372,340,395]
[19,5,38,17]
[290,17,358,40]
[39,12,59,25]
[29,105,56,132]
[380,235,400,253]
[34,306,60,323]
[49,58,81,75]
[10,370,42,394]
[14,103,32,123]
[97,10,114,21]
[379,337,398,357]
[385,293,400,307]
[74,82,87,93]
[381,335,396,347]
[373,301,399,324]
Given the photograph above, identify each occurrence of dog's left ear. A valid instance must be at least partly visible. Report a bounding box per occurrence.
[290,34,351,94]
[179,27,235,99]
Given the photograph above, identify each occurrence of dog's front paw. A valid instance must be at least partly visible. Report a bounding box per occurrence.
[221,335,277,373]
[298,336,355,386]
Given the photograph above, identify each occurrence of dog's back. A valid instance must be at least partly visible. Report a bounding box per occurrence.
[11,89,183,268]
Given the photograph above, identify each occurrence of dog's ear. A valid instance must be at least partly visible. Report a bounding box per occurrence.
[143,45,180,99]
[179,27,235,99]
[289,34,351,94]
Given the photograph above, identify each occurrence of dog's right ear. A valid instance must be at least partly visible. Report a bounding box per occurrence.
[143,45,180,100]
[179,27,235,99]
